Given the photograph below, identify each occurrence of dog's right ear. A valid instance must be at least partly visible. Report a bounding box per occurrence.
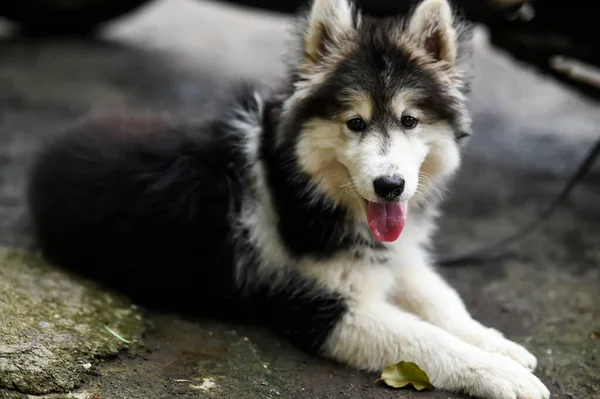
[303,0,358,65]
[408,0,458,65]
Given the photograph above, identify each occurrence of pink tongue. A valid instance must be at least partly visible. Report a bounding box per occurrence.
[366,201,407,242]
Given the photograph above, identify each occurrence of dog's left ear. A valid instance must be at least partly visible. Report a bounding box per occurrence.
[303,0,357,64]
[408,0,458,64]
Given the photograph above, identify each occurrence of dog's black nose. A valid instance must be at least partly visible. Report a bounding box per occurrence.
[373,175,405,199]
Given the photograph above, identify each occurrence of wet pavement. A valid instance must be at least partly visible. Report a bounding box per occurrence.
[0,0,599,398]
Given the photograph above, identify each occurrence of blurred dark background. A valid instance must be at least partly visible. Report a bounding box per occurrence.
[2,0,600,99]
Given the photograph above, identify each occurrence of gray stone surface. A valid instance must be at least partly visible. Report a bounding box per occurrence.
[0,0,599,398]
[0,248,145,396]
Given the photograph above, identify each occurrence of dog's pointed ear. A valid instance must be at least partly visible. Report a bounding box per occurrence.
[408,0,458,64]
[303,0,357,64]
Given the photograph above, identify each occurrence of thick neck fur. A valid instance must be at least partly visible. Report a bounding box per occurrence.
[258,93,384,259]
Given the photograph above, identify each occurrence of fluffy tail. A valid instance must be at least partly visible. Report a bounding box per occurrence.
[27,114,237,313]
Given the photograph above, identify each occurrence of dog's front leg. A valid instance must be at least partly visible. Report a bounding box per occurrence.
[324,300,549,399]
[392,246,538,371]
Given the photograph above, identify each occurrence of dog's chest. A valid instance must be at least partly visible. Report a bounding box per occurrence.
[296,243,399,303]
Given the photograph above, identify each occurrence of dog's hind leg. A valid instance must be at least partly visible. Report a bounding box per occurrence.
[323,301,549,399]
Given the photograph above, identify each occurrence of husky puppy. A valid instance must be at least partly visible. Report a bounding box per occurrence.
[27,0,550,398]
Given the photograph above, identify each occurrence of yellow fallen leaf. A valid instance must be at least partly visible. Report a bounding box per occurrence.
[376,361,434,391]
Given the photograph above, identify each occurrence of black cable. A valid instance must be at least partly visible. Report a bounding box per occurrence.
[437,135,600,266]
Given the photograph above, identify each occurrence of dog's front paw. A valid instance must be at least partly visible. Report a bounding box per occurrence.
[476,328,537,371]
[459,325,537,371]
[466,354,550,399]
[486,333,537,372]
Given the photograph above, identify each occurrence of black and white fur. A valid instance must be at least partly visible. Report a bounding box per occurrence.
[27,1,550,398]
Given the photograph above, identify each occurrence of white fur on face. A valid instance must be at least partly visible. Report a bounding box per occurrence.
[342,126,427,203]
[295,91,461,211]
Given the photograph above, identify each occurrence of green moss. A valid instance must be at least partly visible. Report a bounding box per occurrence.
[0,247,146,395]
[71,317,286,399]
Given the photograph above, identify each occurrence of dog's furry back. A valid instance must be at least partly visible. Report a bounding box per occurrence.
[27,91,348,353]
[28,113,242,309]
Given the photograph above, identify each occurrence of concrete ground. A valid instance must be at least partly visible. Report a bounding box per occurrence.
[0,0,599,398]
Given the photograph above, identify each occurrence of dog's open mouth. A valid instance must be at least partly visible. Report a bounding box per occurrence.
[366,201,407,242]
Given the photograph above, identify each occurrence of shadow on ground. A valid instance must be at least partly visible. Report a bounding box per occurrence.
[0,1,598,398]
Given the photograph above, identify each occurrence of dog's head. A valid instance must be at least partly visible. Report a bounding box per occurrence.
[279,0,473,241]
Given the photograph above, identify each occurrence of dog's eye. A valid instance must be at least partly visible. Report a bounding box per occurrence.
[401,115,418,129]
[346,117,367,132]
